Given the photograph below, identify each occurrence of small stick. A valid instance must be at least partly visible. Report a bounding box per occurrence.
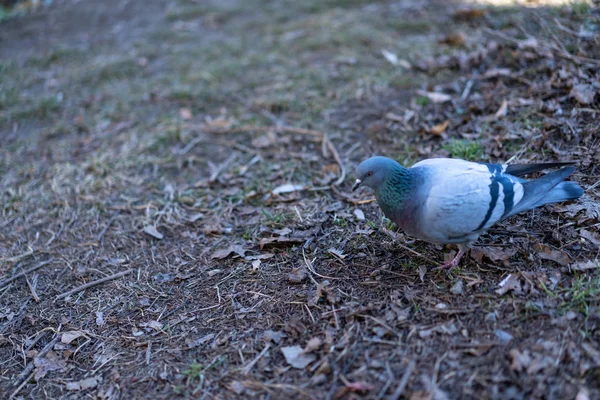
[55,269,133,301]
[25,274,40,302]
[0,260,53,289]
[239,343,271,375]
[0,247,34,264]
[389,359,416,400]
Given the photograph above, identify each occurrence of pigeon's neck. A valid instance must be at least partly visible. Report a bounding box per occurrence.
[375,166,414,220]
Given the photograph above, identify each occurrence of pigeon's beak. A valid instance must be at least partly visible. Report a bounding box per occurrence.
[351,179,362,192]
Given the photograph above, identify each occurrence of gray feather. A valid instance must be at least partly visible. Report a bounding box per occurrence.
[503,162,576,177]
[505,166,579,217]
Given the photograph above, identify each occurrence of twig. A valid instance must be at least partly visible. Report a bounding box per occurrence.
[175,136,205,155]
[198,124,347,186]
[239,343,271,375]
[55,269,133,301]
[0,247,34,264]
[389,359,416,400]
[0,260,53,289]
[302,249,340,281]
[25,274,40,302]
[381,228,439,266]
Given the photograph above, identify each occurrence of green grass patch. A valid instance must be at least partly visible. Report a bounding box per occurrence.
[442,139,484,161]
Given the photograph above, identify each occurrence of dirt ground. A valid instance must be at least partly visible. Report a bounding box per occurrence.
[1,0,600,399]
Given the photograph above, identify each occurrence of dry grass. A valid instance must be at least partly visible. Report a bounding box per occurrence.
[1,0,600,399]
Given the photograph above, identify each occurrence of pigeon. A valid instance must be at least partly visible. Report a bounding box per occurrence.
[352,156,584,270]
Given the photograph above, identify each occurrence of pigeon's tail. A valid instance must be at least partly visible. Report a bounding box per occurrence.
[537,181,584,205]
[507,166,583,217]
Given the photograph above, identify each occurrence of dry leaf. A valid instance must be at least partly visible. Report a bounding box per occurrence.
[142,320,163,331]
[496,273,522,295]
[471,246,517,266]
[381,49,399,66]
[281,345,316,369]
[494,99,508,118]
[439,32,466,47]
[353,209,365,221]
[418,265,427,283]
[66,376,102,391]
[416,90,452,103]
[179,108,192,120]
[556,197,600,222]
[576,388,591,400]
[304,337,322,353]
[509,348,532,372]
[263,330,286,344]
[483,68,511,78]
[450,279,463,295]
[580,230,600,247]
[534,243,572,266]
[453,8,485,20]
[572,260,599,271]
[570,84,597,105]
[259,237,304,249]
[211,245,246,259]
[143,226,163,240]
[61,331,86,344]
[287,266,307,283]
[34,351,67,381]
[227,380,246,395]
[430,120,450,136]
[328,248,346,260]
[95,312,105,327]
[272,183,305,195]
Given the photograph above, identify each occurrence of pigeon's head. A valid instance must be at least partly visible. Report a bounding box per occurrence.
[352,156,401,191]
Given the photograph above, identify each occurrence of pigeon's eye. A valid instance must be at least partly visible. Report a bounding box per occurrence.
[366,171,373,177]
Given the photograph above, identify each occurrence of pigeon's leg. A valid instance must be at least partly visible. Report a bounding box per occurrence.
[433,244,468,271]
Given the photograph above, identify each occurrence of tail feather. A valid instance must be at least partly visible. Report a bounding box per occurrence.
[533,181,584,206]
[505,162,576,177]
[506,166,582,217]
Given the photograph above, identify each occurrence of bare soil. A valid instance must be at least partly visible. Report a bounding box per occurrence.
[1,0,600,399]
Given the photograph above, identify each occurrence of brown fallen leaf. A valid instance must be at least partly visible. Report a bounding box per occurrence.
[287,266,307,283]
[580,230,600,247]
[572,260,599,271]
[509,348,532,372]
[496,273,522,296]
[259,237,304,249]
[534,243,572,266]
[61,331,86,344]
[471,246,517,267]
[34,350,67,381]
[438,32,466,47]
[570,84,597,105]
[281,345,316,369]
[263,330,286,344]
[555,197,600,222]
[304,337,322,353]
[211,245,246,259]
[430,120,450,136]
[66,376,102,391]
[179,108,192,120]
[453,8,486,20]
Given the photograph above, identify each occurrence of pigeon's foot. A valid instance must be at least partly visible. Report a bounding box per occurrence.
[433,248,466,271]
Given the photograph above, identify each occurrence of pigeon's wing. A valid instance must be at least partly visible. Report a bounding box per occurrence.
[410,159,525,243]
[479,161,576,177]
